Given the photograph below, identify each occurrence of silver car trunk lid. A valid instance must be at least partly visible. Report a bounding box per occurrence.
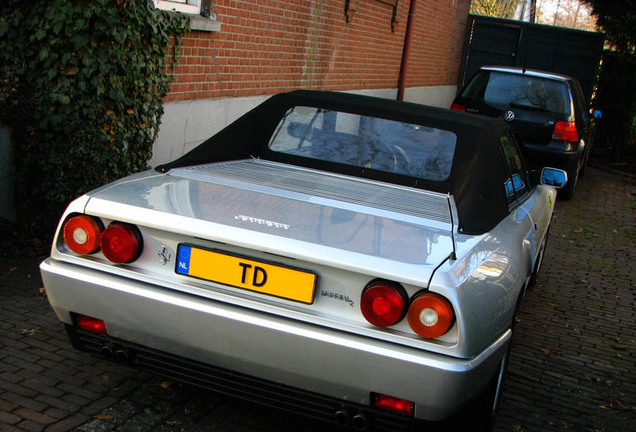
[87,159,455,279]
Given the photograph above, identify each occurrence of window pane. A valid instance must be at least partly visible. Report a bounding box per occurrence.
[269,107,457,181]
[154,0,199,13]
[464,71,571,116]
[500,134,528,201]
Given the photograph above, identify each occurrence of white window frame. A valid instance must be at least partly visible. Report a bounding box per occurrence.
[154,0,201,15]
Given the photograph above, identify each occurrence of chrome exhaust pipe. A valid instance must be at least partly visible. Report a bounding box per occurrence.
[352,413,368,431]
[334,409,350,425]
[100,345,114,359]
[114,349,129,364]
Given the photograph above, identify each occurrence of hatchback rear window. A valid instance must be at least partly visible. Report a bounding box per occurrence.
[268,107,457,181]
[462,71,571,116]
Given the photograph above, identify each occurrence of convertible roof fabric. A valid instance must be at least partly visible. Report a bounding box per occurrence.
[156,90,515,234]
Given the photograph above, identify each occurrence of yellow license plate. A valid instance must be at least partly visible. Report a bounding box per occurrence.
[176,244,316,304]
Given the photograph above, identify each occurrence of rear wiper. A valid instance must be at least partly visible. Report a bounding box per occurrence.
[509,101,550,113]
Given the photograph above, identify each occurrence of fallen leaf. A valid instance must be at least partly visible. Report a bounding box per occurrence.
[160,381,171,389]
[93,414,115,420]
[21,328,42,336]
[615,345,630,350]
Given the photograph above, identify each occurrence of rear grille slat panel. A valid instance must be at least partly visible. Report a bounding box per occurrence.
[72,329,412,431]
[170,159,452,228]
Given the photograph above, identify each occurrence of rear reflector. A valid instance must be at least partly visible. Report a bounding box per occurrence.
[372,393,414,416]
[360,281,408,327]
[63,215,102,255]
[101,223,142,263]
[450,103,466,112]
[552,121,578,142]
[76,314,107,334]
[407,292,455,339]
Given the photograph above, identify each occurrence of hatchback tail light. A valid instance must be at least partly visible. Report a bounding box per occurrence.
[450,103,466,112]
[552,121,578,142]
[360,281,408,327]
[100,222,142,263]
[407,292,455,339]
[63,215,103,255]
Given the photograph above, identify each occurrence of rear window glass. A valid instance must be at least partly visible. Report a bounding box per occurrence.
[462,71,571,116]
[268,107,457,181]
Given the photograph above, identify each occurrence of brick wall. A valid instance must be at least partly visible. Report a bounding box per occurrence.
[165,0,470,102]
[407,0,471,87]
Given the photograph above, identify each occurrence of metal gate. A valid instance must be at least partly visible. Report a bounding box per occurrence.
[458,15,604,103]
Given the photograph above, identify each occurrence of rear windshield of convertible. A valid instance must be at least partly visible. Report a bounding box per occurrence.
[268,106,457,181]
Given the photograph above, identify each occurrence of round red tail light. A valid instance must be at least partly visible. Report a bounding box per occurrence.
[63,215,102,255]
[407,292,455,339]
[100,223,142,263]
[361,281,408,327]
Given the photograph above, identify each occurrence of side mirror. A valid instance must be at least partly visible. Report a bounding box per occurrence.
[540,167,568,189]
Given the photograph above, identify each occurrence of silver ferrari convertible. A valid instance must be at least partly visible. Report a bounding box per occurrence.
[40,90,566,431]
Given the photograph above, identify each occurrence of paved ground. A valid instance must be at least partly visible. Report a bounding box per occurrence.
[1,166,634,432]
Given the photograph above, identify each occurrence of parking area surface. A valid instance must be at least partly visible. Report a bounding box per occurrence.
[1,166,634,432]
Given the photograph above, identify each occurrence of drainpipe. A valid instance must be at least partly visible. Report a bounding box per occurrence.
[397,0,417,101]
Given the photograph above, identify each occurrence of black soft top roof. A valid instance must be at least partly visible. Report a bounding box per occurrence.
[157,90,514,234]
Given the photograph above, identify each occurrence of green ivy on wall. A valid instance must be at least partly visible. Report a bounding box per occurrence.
[0,0,189,241]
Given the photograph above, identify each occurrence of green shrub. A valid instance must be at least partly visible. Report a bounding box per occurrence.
[0,0,188,241]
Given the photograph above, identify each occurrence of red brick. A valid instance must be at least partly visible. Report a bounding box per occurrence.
[14,408,55,426]
[166,0,470,101]
[0,410,21,425]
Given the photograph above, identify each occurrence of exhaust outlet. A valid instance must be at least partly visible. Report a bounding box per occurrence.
[100,345,114,359]
[352,413,368,431]
[334,409,350,425]
[114,349,129,364]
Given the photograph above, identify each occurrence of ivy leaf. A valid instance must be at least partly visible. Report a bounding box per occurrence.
[1,0,189,240]
[38,49,49,62]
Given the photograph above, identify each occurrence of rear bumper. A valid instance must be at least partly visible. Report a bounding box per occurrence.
[66,326,410,431]
[41,258,509,425]
[523,141,583,173]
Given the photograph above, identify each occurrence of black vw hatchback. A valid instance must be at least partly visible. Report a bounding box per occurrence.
[451,66,594,199]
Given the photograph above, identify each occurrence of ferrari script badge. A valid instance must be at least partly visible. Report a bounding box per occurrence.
[235,215,290,230]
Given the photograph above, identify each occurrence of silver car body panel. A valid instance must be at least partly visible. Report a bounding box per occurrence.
[42,159,557,422]
[41,257,507,421]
